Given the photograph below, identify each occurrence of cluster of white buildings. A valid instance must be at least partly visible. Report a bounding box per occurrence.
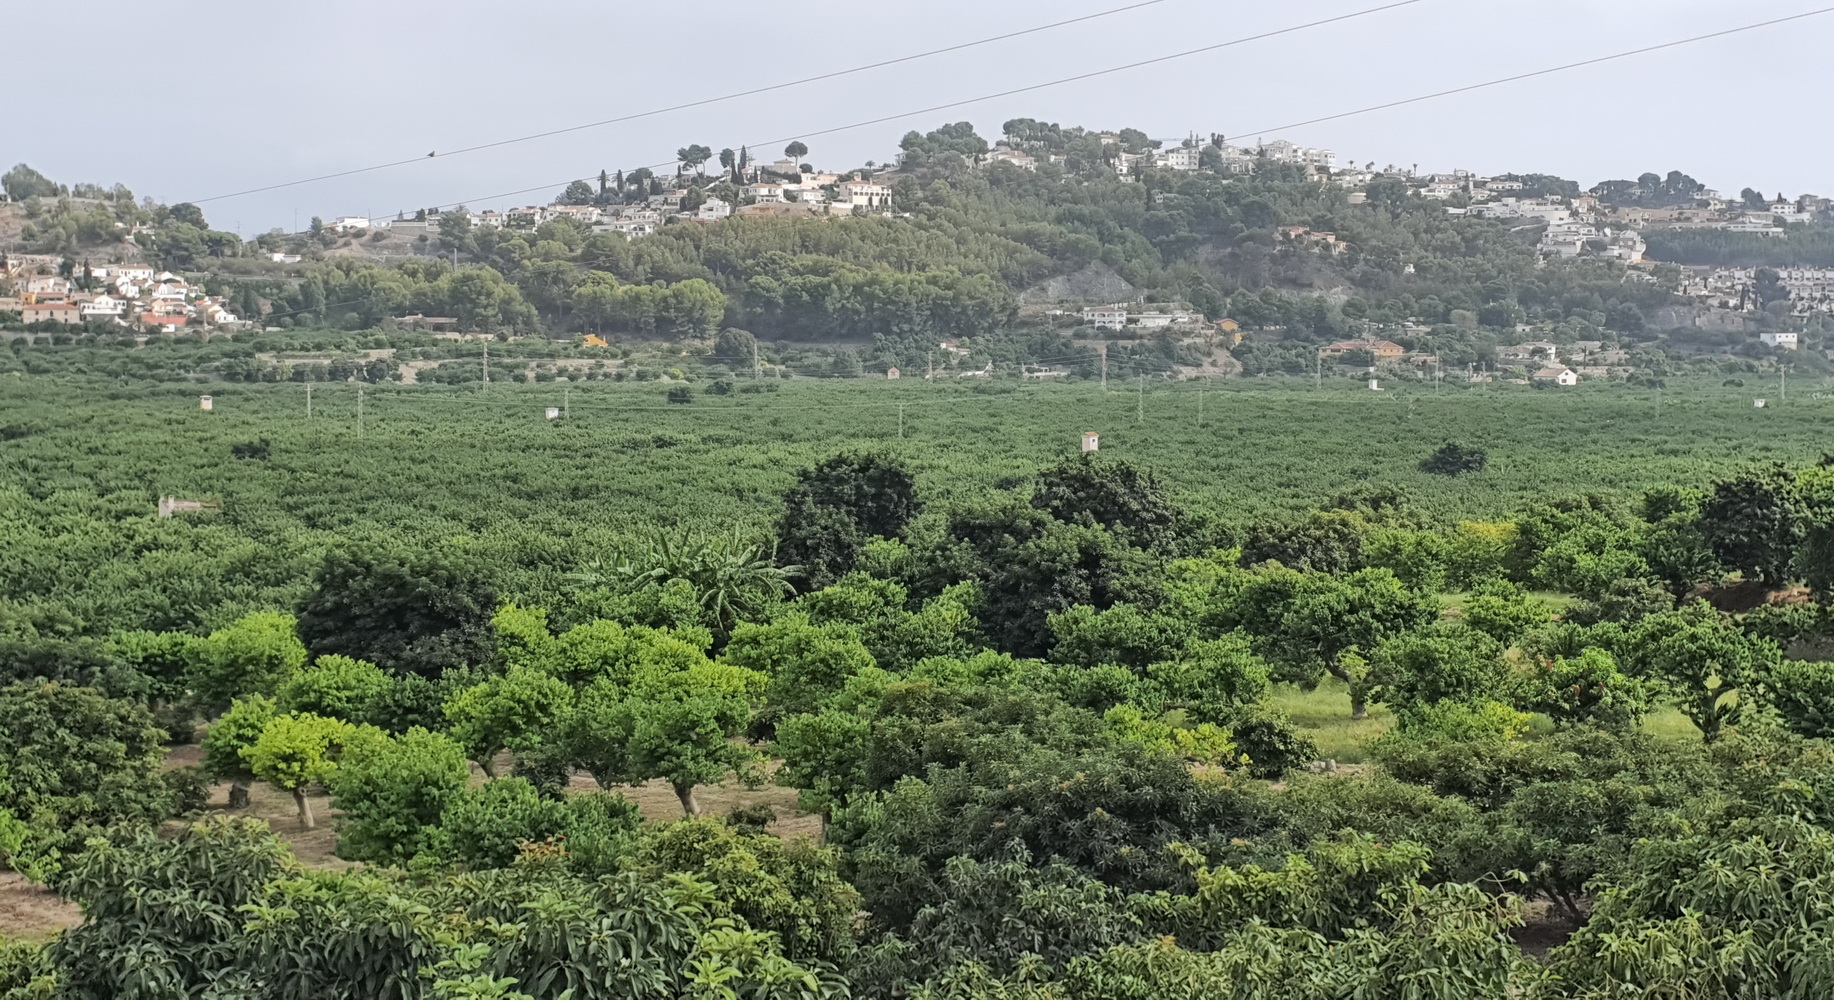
[1,255,240,331]
[1687,267,1834,321]
[368,169,894,244]
[1076,303,1204,331]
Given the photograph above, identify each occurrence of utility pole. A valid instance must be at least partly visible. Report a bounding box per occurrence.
[1137,372,1144,424]
[898,403,905,439]
[357,386,365,436]
[1100,345,1108,391]
[564,386,570,419]
[752,341,761,380]
[1315,351,1322,390]
[482,342,490,385]
[305,383,312,419]
[1782,364,1789,404]
[927,352,934,380]
[1197,377,1205,428]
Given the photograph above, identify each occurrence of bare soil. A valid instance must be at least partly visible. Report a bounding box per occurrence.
[0,874,81,942]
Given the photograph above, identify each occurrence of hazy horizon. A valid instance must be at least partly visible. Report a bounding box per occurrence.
[9,0,1830,235]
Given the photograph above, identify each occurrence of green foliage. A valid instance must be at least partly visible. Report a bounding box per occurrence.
[628,818,861,963]
[434,777,571,869]
[794,575,983,672]
[243,712,355,827]
[1516,647,1654,730]
[559,647,763,815]
[50,817,296,1000]
[328,726,471,863]
[442,666,574,777]
[186,612,308,713]
[296,547,499,676]
[275,653,393,722]
[1048,603,1194,672]
[202,694,277,786]
[1623,600,1783,741]
[777,454,923,590]
[1421,442,1488,476]
[1697,466,1802,586]
[0,681,171,831]
[1032,456,1179,549]
[573,530,797,638]
[1368,624,1507,713]
[726,613,875,720]
[1548,813,1834,997]
[1766,658,1834,739]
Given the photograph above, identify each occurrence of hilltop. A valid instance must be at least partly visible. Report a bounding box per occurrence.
[4,121,1833,380]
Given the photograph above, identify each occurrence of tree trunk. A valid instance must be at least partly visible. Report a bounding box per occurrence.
[1350,690,1369,721]
[673,782,700,817]
[228,780,250,810]
[293,788,315,829]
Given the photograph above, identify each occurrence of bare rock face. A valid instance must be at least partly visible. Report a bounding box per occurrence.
[1020,263,1139,305]
[1653,305,1753,333]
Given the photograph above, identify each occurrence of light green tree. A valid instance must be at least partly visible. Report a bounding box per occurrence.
[187,612,308,714]
[327,726,471,862]
[203,695,278,809]
[276,654,392,722]
[442,666,573,778]
[242,713,355,828]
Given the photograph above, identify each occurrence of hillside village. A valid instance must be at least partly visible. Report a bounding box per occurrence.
[0,254,241,332]
[3,124,1833,378]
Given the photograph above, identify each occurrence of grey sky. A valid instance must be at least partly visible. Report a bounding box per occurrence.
[12,0,1829,235]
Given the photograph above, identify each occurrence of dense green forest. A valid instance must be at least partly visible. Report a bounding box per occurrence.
[8,363,1834,996]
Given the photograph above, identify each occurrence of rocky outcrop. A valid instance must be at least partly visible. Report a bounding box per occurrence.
[1020,263,1139,305]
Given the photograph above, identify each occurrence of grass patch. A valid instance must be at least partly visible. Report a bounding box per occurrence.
[1637,706,1700,743]
[1270,679,1394,764]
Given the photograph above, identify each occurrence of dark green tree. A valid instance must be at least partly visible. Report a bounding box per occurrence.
[777,454,922,590]
[295,548,499,677]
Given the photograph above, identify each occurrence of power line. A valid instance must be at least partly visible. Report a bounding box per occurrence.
[222,7,1831,332]
[311,0,1433,221]
[187,0,1182,205]
[1230,7,1834,138]
[350,3,1820,232]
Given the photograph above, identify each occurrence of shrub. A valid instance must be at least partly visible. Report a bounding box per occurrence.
[435,777,570,869]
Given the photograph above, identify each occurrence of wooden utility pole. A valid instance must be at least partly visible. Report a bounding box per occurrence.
[305,383,312,419]
[482,342,490,385]
[1137,373,1144,424]
[357,386,365,436]
[1100,345,1108,391]
[752,341,761,380]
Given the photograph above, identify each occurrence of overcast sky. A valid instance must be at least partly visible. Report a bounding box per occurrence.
[11,0,1829,235]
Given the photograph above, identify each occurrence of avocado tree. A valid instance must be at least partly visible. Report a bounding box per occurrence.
[202,695,278,810]
[186,612,308,714]
[564,657,763,817]
[242,713,354,828]
[441,666,573,778]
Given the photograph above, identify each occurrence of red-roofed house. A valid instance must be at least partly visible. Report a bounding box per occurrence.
[140,313,189,331]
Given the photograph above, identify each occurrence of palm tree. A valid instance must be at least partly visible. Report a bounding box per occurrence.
[569,530,800,638]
